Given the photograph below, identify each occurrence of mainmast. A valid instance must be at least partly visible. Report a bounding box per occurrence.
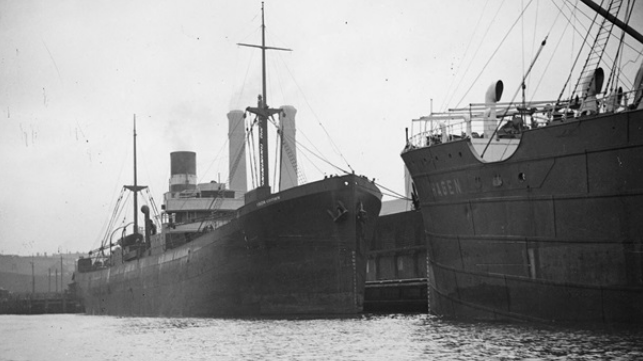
[238,2,292,188]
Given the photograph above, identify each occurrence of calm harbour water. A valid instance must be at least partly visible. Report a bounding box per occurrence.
[1,314,642,360]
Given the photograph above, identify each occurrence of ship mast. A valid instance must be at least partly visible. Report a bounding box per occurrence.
[239,2,292,188]
[124,114,147,235]
[133,116,139,234]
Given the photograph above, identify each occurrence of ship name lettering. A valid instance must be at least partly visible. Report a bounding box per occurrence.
[430,179,462,197]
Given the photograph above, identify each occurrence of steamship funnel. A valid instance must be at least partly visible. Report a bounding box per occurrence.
[228,110,247,193]
[169,151,197,193]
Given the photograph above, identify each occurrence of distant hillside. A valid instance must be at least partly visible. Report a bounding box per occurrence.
[0,253,83,293]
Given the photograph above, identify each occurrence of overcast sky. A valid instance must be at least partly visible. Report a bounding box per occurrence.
[1,0,642,255]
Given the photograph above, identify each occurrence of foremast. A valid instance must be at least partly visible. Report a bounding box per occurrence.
[238,2,292,189]
[124,115,147,239]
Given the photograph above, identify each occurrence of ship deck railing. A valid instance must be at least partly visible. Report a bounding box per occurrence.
[164,212,236,234]
[406,87,642,149]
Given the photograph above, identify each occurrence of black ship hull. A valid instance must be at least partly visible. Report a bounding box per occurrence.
[76,174,381,317]
[402,110,643,324]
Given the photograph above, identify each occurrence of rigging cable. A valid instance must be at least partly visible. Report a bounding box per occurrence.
[605,0,635,93]
[199,137,229,186]
[133,128,164,231]
[287,136,326,177]
[481,35,548,158]
[563,0,628,62]
[554,0,639,101]
[530,0,540,89]
[529,4,572,99]
[231,27,259,111]
[93,130,131,251]
[374,182,409,201]
[100,187,126,249]
[262,47,350,176]
[272,115,281,191]
[247,115,258,189]
[522,0,526,106]
[276,51,355,174]
[615,1,643,90]
[143,188,162,228]
[281,131,351,176]
[455,0,535,108]
[266,33,289,108]
[116,191,132,230]
[440,0,493,112]
[555,0,604,105]
[100,189,131,251]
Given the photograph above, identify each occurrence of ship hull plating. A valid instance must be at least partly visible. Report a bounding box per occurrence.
[76,175,381,317]
[402,110,643,324]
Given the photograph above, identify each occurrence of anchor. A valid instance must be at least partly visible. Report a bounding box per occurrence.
[327,201,348,222]
[356,201,367,223]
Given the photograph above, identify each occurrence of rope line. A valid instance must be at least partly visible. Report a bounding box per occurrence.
[455,0,535,108]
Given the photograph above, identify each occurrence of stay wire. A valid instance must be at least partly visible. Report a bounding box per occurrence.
[555,0,601,104]
[272,115,281,190]
[281,131,350,175]
[440,0,492,112]
[375,182,409,200]
[94,128,131,251]
[100,187,126,249]
[268,48,342,172]
[530,4,572,98]
[455,0,535,108]
[558,0,627,71]
[276,51,355,173]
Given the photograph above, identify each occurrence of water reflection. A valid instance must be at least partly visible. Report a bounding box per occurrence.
[2,314,642,360]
